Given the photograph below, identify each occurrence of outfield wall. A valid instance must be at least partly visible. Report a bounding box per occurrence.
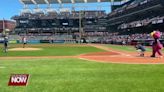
[0,40,75,44]
[0,39,164,46]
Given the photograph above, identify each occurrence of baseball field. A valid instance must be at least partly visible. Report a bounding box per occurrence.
[0,44,164,92]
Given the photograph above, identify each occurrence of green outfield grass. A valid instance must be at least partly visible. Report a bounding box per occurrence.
[107,45,153,52]
[0,44,164,92]
[0,58,164,92]
[0,44,104,57]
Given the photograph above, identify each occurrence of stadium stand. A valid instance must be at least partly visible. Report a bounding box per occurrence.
[106,0,164,45]
[11,9,108,43]
[6,0,164,45]
[108,0,164,33]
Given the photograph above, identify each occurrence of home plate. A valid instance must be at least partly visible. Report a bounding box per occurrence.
[126,55,131,56]
[121,54,131,56]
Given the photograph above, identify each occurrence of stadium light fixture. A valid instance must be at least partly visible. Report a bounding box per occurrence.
[57,0,62,4]
[44,0,50,4]
[71,0,75,3]
[31,0,37,4]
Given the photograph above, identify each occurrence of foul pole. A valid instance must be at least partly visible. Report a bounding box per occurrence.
[2,18,6,36]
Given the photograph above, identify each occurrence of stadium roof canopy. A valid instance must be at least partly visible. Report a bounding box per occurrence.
[20,0,125,4]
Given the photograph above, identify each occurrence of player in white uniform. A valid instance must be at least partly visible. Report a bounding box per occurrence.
[22,36,27,48]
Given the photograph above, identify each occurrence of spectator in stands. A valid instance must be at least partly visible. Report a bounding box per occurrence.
[49,37,53,44]
[122,40,127,45]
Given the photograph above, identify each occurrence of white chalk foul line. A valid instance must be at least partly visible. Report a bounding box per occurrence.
[89,44,132,57]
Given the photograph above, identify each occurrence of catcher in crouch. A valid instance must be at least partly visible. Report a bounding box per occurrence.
[135,43,146,57]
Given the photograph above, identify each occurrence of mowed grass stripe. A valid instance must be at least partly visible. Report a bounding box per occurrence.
[0,58,164,92]
[107,45,153,52]
[0,44,104,57]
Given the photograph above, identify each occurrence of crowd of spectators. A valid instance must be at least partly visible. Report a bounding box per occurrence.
[12,10,107,20]
[75,32,164,45]
[74,32,164,40]
[8,31,164,45]
[103,33,149,44]
[109,0,159,18]
[119,16,164,29]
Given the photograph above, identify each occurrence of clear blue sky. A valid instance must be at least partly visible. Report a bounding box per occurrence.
[0,0,111,20]
[0,0,23,20]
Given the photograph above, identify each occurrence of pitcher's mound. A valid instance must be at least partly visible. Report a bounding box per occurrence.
[9,48,42,51]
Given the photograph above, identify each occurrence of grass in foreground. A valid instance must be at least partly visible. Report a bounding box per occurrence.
[0,58,164,92]
[0,44,104,57]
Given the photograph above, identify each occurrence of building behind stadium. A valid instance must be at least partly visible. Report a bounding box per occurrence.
[0,20,15,33]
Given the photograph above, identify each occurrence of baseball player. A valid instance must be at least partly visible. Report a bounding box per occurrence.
[22,36,27,48]
[3,36,8,53]
[135,43,146,57]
